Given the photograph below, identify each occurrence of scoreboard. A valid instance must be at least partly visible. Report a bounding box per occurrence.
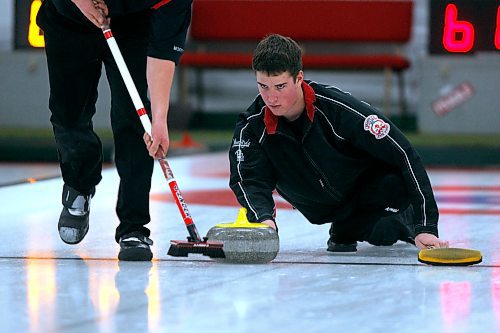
[14,0,500,54]
[421,1,500,134]
[14,0,44,48]
[429,0,500,54]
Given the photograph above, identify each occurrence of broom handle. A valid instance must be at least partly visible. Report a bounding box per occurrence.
[102,26,202,243]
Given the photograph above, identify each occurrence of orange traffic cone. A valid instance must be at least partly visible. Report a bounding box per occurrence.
[171,132,204,149]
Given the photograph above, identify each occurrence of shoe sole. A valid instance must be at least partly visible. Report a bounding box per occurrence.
[118,248,153,261]
[327,243,357,252]
[59,224,89,245]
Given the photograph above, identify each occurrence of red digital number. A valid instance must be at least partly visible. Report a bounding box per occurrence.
[442,4,475,52]
[442,4,500,53]
[495,6,500,50]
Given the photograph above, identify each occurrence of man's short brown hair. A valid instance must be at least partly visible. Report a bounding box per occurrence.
[252,34,302,81]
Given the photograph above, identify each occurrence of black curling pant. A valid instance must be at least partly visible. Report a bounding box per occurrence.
[37,5,154,242]
[329,173,412,244]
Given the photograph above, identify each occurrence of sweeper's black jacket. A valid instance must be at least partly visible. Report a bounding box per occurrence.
[229,81,439,236]
[46,0,191,63]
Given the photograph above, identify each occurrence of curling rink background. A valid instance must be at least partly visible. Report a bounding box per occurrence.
[0,152,499,333]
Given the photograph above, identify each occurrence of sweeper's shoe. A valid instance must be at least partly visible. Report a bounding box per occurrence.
[58,184,94,244]
[118,232,153,261]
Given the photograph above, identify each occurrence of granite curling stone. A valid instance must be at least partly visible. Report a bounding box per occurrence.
[206,208,279,263]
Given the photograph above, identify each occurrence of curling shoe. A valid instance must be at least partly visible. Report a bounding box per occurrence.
[327,224,357,252]
[327,238,358,252]
[58,184,94,244]
[118,232,153,261]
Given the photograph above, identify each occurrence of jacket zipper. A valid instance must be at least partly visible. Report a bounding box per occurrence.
[275,129,341,200]
[300,124,342,200]
[303,149,341,200]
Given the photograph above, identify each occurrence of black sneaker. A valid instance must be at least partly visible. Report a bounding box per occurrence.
[327,238,358,252]
[327,224,357,252]
[118,232,153,261]
[58,184,94,244]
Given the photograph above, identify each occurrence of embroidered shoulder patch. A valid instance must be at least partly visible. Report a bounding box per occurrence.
[363,115,390,139]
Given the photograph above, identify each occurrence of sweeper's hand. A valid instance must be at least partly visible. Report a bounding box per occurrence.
[72,0,108,28]
[415,233,449,249]
[261,219,277,230]
[143,123,169,159]
[92,0,108,17]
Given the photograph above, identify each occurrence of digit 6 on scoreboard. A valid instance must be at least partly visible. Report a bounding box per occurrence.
[442,3,500,53]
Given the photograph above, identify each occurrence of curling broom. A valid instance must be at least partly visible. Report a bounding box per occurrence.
[101,25,224,258]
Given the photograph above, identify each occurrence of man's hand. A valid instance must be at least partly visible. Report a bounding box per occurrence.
[92,0,108,17]
[143,122,169,159]
[415,233,449,249]
[71,0,108,28]
[261,219,277,230]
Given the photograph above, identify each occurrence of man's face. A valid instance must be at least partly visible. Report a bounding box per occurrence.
[256,71,304,120]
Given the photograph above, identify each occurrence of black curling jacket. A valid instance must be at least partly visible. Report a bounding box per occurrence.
[229,81,439,236]
[46,0,192,64]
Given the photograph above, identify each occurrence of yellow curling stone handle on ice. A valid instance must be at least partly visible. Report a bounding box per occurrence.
[207,208,279,263]
[214,208,273,229]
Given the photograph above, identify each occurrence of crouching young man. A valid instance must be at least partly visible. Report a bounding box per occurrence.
[228,34,448,252]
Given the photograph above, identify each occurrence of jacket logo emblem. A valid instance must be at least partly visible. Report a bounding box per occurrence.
[363,115,390,139]
[235,149,244,162]
[173,45,184,53]
[232,139,251,148]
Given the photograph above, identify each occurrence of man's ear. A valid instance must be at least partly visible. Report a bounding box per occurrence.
[295,70,304,85]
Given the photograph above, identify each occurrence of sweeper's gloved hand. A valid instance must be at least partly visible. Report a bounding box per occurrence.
[415,233,449,249]
[72,0,108,28]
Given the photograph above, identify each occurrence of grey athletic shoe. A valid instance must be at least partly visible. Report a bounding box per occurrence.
[118,232,154,261]
[58,184,94,244]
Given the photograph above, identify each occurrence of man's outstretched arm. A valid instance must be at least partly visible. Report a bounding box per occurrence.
[144,57,175,159]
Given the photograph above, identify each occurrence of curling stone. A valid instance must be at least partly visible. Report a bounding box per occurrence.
[206,208,279,263]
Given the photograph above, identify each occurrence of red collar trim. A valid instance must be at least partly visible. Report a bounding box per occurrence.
[303,81,316,122]
[264,81,316,135]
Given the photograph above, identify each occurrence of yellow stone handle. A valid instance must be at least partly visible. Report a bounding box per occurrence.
[214,208,272,228]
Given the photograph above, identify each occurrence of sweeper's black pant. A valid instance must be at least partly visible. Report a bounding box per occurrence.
[328,173,412,245]
[37,2,154,242]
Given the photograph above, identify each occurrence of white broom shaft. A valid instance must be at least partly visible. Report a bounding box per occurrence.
[102,28,152,136]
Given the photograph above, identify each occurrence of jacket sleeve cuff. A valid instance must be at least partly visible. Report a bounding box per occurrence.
[256,215,275,223]
[415,225,439,237]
